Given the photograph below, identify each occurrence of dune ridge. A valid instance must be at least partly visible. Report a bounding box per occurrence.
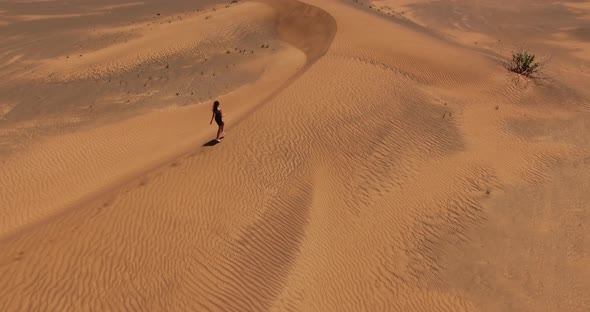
[1,0,589,311]
[0,0,337,240]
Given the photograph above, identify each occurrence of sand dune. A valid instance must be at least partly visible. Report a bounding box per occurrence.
[1,0,589,311]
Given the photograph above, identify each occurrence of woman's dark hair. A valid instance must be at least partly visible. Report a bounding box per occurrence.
[213,100,220,112]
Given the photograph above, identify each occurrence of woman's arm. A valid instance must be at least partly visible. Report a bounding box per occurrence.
[210,112,214,124]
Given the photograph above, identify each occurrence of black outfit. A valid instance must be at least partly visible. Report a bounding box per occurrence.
[214,109,224,126]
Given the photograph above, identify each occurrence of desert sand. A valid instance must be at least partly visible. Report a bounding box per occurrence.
[1,0,589,311]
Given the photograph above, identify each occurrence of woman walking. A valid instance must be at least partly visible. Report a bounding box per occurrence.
[210,100,225,142]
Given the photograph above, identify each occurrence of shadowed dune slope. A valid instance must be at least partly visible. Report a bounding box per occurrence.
[259,0,337,64]
[0,0,335,239]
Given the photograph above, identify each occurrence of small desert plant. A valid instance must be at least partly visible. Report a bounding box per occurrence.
[506,49,549,78]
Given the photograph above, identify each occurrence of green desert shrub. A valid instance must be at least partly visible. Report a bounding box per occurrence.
[508,50,543,77]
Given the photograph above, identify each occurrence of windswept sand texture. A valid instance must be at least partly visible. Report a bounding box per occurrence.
[1,0,589,311]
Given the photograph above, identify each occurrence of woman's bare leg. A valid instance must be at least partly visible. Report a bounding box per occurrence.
[216,126,222,141]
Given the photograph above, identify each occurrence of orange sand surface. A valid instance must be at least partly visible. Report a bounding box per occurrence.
[1,0,589,311]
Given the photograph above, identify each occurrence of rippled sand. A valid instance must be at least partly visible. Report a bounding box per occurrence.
[1,0,589,311]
